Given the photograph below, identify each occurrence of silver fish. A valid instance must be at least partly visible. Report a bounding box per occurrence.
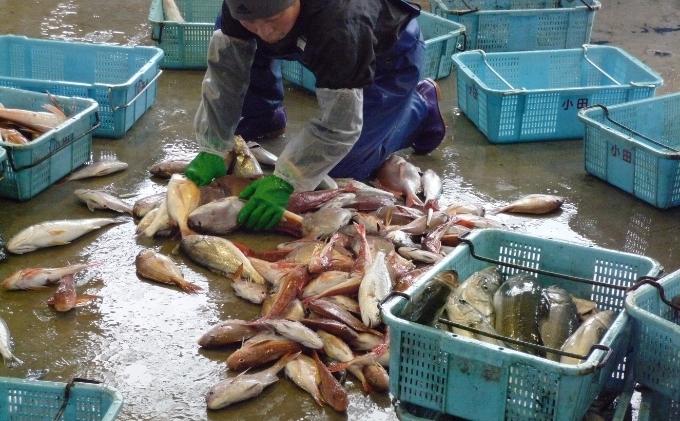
[319,193,356,210]
[181,235,265,283]
[493,273,543,355]
[302,271,352,298]
[421,169,442,206]
[149,159,190,178]
[260,319,324,349]
[539,286,579,361]
[206,353,297,410]
[246,141,278,166]
[302,208,354,240]
[397,246,443,264]
[358,251,392,328]
[455,266,502,325]
[386,230,418,249]
[389,211,449,236]
[232,278,267,304]
[66,160,128,181]
[198,319,259,348]
[2,263,91,290]
[285,354,323,406]
[141,199,173,238]
[335,179,395,198]
[444,202,485,217]
[227,135,263,178]
[0,318,22,367]
[7,217,127,254]
[492,194,564,215]
[560,310,615,365]
[74,189,133,214]
[187,196,243,235]
[446,295,504,347]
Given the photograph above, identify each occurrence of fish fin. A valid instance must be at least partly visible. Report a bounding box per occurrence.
[85,202,97,212]
[6,356,24,368]
[230,240,254,257]
[74,294,99,307]
[232,264,244,283]
[405,193,424,208]
[179,226,197,238]
[42,103,66,119]
[179,280,202,294]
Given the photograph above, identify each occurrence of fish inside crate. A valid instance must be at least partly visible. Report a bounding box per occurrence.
[383,228,662,420]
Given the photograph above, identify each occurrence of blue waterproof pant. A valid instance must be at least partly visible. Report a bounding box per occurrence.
[220,18,428,181]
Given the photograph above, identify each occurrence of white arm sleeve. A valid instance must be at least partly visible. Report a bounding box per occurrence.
[194,30,256,155]
[274,87,363,192]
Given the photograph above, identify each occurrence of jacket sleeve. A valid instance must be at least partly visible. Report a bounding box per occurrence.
[194,30,256,155]
[274,87,363,192]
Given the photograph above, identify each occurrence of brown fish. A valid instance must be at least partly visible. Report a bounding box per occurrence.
[364,364,389,392]
[300,319,360,344]
[149,159,190,178]
[313,351,349,412]
[491,194,564,215]
[132,192,165,219]
[265,266,310,318]
[227,337,302,371]
[306,298,372,333]
[135,249,201,293]
[198,319,259,348]
[46,275,97,312]
[166,174,201,237]
[288,186,355,214]
[374,154,423,207]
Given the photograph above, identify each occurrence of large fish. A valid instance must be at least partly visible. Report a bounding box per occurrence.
[74,189,133,214]
[7,217,127,254]
[166,174,201,237]
[493,274,543,355]
[66,160,128,181]
[226,135,263,178]
[374,154,423,207]
[560,310,616,365]
[2,263,91,290]
[491,194,564,215]
[0,103,65,133]
[46,274,97,312]
[0,318,23,367]
[539,286,579,361]
[285,354,323,406]
[149,159,190,178]
[455,266,502,325]
[180,235,264,283]
[187,196,243,235]
[135,249,201,293]
[446,295,505,347]
[206,352,298,410]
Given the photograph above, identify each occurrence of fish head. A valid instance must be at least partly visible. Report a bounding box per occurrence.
[1,270,30,289]
[6,229,38,254]
[206,378,262,410]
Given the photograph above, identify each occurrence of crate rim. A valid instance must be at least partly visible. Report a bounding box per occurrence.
[625,267,680,336]
[0,375,123,419]
[147,0,219,26]
[578,92,680,160]
[1,34,164,90]
[383,228,663,372]
[431,0,602,14]
[451,44,663,95]
[418,11,466,45]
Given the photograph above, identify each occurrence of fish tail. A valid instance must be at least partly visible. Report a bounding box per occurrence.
[179,224,197,238]
[326,360,350,373]
[179,280,202,294]
[6,355,24,368]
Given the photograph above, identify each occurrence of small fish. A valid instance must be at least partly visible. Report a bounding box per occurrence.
[66,160,128,181]
[132,192,165,219]
[261,297,305,321]
[421,169,442,209]
[226,136,263,178]
[232,277,267,304]
[313,351,349,412]
[0,103,66,133]
[364,364,389,392]
[46,274,97,312]
[288,186,355,214]
[149,159,190,178]
[0,128,30,144]
[397,246,443,264]
[141,199,175,238]
[443,202,485,217]
[560,311,616,365]
[206,352,298,410]
[2,263,91,290]
[256,319,323,349]
[166,174,201,238]
[181,235,265,283]
[491,194,564,215]
[7,217,127,254]
[300,319,360,345]
[74,189,133,214]
[374,154,423,207]
[198,319,259,348]
[0,318,23,367]
[246,141,278,166]
[264,266,310,318]
[226,336,301,372]
[285,354,323,406]
[135,249,201,293]
[163,0,185,22]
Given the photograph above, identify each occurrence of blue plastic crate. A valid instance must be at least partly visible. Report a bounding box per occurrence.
[0,87,98,201]
[624,269,680,400]
[148,0,222,69]
[636,389,680,421]
[452,45,662,143]
[0,377,122,420]
[382,228,662,421]
[0,35,163,138]
[578,93,680,209]
[430,0,600,52]
[281,11,466,91]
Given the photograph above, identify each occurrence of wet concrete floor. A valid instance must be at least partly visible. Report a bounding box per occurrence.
[0,0,679,420]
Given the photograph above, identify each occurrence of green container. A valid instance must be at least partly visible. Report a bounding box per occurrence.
[383,228,662,421]
[0,377,122,420]
[0,87,99,201]
[149,0,222,69]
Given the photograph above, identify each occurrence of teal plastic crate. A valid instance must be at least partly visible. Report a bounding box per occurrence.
[430,0,600,52]
[0,377,122,420]
[281,11,466,91]
[636,389,680,421]
[578,93,680,209]
[452,45,662,143]
[624,269,680,400]
[149,0,223,69]
[0,35,163,138]
[382,228,662,421]
[0,87,98,201]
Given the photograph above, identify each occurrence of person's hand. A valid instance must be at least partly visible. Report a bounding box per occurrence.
[184,152,227,186]
[238,175,293,230]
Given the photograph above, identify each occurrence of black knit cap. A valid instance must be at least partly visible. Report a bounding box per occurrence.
[225,0,295,20]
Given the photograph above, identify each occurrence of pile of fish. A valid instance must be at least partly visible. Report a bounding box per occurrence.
[414,266,615,364]
[0,96,68,145]
[0,134,568,412]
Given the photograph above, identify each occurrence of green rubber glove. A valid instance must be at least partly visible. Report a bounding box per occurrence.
[238,175,294,230]
[184,152,227,186]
